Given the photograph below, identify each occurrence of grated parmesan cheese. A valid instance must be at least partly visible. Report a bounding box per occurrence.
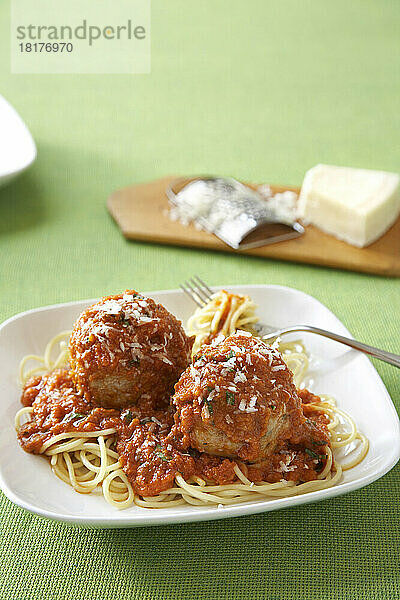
[238,399,246,411]
[235,330,252,337]
[203,405,210,419]
[234,371,247,384]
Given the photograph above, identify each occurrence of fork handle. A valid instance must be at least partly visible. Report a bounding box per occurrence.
[265,325,400,369]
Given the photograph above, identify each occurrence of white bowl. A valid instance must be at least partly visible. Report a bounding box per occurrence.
[0,95,37,187]
[0,285,399,528]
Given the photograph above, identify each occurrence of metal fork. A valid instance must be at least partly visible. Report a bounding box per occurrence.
[180,276,400,368]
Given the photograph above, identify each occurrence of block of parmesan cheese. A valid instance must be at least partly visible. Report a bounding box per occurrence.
[297,164,400,247]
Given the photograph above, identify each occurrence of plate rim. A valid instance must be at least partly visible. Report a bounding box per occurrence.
[1,284,399,527]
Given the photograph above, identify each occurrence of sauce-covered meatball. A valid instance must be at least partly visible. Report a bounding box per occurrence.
[173,332,309,462]
[69,291,193,409]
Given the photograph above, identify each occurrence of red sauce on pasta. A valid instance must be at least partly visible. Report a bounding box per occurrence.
[19,369,329,497]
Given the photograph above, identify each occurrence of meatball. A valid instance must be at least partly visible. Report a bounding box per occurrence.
[172,332,307,462]
[69,291,193,409]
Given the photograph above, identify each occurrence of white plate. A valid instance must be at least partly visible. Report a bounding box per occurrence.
[0,285,399,528]
[0,95,37,187]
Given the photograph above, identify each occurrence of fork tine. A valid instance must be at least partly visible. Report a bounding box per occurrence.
[193,275,214,301]
[180,282,205,308]
[188,277,210,304]
[195,275,214,297]
[180,283,202,307]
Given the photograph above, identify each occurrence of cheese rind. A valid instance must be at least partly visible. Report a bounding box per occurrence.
[297,164,400,247]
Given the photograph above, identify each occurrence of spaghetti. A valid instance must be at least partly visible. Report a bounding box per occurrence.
[15,291,369,510]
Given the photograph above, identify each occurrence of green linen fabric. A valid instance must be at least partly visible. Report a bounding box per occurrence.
[1,1,399,598]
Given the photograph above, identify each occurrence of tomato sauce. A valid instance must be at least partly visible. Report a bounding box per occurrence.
[19,369,330,497]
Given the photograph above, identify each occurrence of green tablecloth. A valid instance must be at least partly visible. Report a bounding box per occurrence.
[1,1,399,598]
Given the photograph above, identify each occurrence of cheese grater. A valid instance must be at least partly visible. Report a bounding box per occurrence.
[166,176,304,250]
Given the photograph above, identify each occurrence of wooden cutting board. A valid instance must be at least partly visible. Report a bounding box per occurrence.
[107,176,400,277]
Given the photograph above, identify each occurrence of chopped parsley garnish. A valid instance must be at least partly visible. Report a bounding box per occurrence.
[270,405,276,411]
[305,448,328,460]
[204,388,214,414]
[65,411,86,422]
[312,439,327,446]
[123,410,134,424]
[118,314,130,326]
[226,391,235,405]
[155,444,170,462]
[205,399,214,415]
[128,356,140,367]
[227,350,235,359]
